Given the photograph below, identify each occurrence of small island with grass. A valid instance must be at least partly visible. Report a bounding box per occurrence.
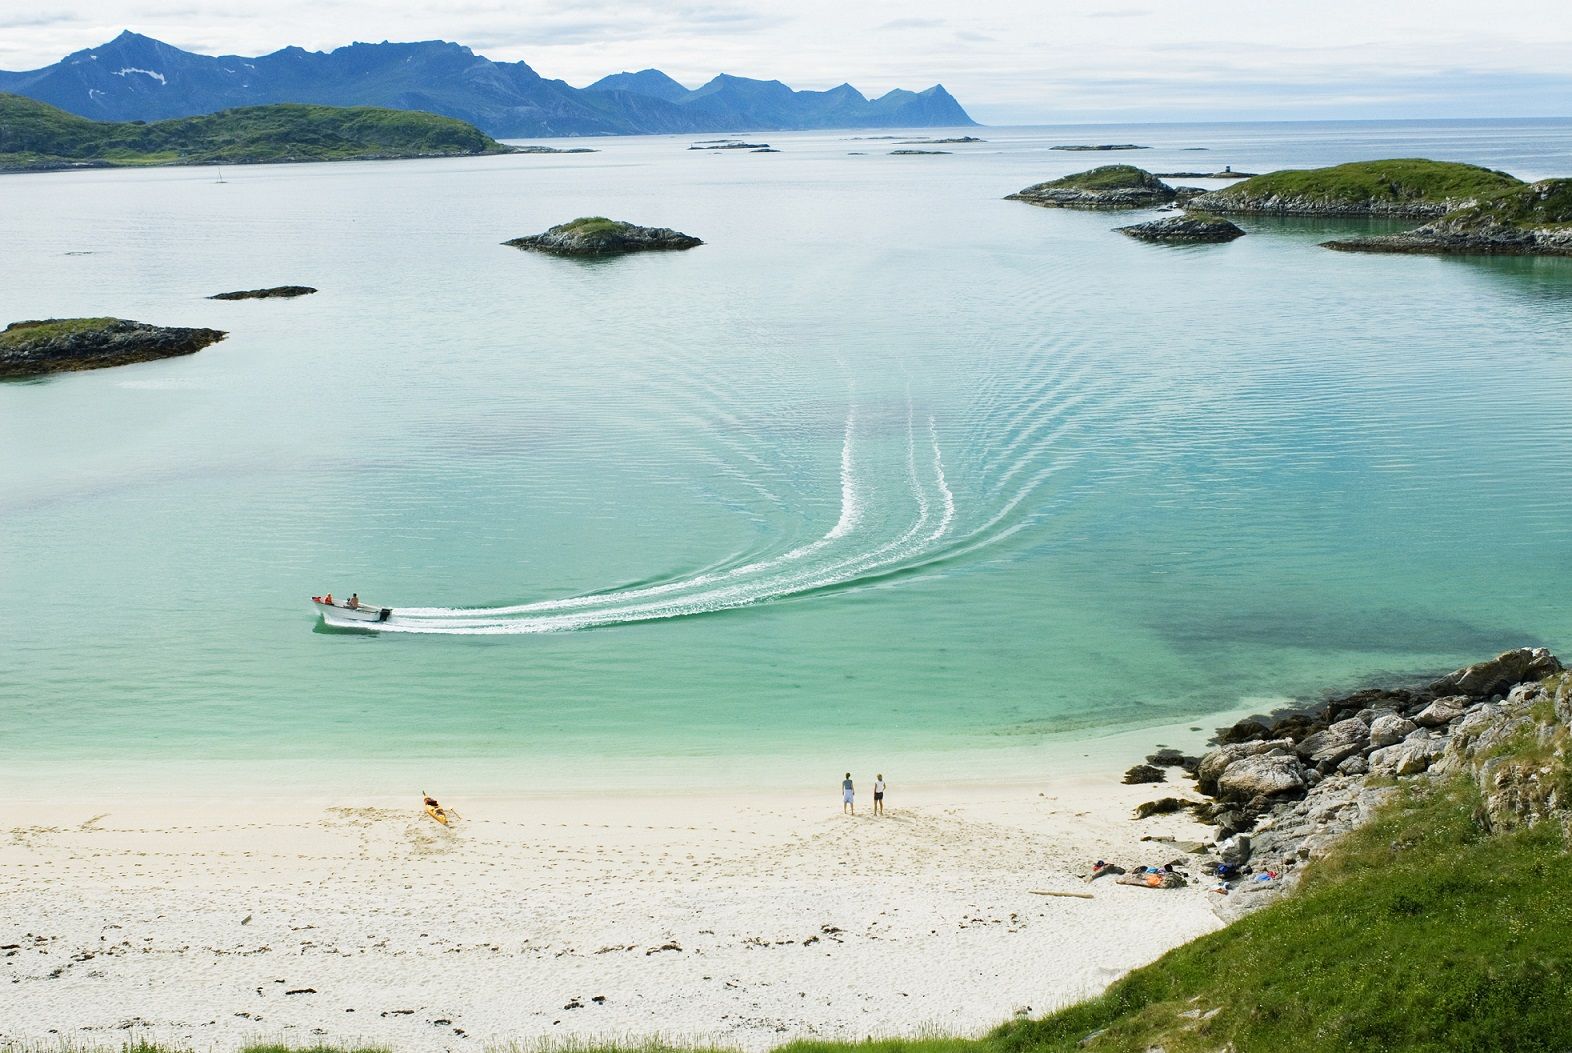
[504,217,704,257]
[0,317,226,378]
[1324,178,1572,256]
[1007,165,1177,209]
[0,94,512,172]
[1186,158,1523,217]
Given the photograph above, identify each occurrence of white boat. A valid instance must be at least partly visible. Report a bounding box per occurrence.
[312,596,395,627]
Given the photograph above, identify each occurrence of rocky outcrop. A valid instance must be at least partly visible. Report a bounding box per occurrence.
[511,145,598,154]
[1141,648,1567,919]
[1007,165,1176,210]
[505,218,703,257]
[1051,144,1148,151]
[0,317,226,378]
[1215,751,1309,802]
[890,149,949,155]
[1115,216,1245,243]
[209,286,317,300]
[1431,645,1564,695]
[1323,183,1572,257]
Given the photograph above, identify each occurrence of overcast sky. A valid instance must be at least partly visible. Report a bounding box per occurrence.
[3,1,1570,123]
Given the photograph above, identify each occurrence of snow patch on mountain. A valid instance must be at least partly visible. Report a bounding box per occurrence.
[113,67,167,85]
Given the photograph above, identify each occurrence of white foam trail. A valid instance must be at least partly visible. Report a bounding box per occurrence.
[398,404,862,619]
[926,416,956,543]
[374,401,961,635]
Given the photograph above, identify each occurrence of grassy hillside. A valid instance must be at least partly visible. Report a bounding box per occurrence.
[0,94,509,169]
[1196,158,1523,215]
[1034,164,1165,191]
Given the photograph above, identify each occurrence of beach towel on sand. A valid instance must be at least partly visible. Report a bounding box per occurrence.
[1116,871,1187,889]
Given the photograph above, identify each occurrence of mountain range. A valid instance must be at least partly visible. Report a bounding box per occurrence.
[0,31,976,137]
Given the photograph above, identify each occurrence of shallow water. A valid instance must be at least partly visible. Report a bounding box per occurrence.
[4,119,1572,795]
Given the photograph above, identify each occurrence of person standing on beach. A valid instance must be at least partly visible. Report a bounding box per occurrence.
[842,772,855,814]
[873,773,886,816]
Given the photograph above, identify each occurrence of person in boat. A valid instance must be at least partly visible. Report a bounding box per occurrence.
[347,593,361,609]
[322,592,334,606]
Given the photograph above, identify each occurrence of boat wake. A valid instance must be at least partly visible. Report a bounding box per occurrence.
[373,397,978,635]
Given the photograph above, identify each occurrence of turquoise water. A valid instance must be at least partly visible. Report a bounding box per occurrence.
[4,120,1572,795]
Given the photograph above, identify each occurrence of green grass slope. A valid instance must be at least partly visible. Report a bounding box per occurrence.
[0,94,510,169]
[1033,164,1165,191]
[1443,178,1572,229]
[1195,158,1523,215]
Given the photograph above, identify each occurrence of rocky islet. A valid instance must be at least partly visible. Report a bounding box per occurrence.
[1006,164,1177,210]
[1115,215,1246,243]
[1185,158,1523,218]
[209,285,317,300]
[505,217,703,257]
[0,317,227,378]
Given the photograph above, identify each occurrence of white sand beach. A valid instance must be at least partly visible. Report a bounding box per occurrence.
[1,739,1228,1053]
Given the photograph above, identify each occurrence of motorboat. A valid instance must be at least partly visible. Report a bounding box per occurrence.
[311,595,394,627]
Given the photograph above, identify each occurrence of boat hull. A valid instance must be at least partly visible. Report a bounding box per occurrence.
[311,598,395,628]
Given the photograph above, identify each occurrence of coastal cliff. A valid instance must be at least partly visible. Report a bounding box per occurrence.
[1187,158,1522,217]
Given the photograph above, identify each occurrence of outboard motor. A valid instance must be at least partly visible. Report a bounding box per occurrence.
[378,608,393,623]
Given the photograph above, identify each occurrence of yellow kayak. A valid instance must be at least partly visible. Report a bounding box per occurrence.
[425,804,450,826]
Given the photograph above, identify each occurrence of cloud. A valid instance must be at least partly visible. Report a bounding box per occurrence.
[878,17,945,31]
[1084,8,1150,18]
[0,12,80,28]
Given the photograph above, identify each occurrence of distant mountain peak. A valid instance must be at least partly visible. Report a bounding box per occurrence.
[584,68,690,103]
[0,32,977,135]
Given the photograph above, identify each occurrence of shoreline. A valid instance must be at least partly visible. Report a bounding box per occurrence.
[0,721,1231,1053]
[2,703,1276,804]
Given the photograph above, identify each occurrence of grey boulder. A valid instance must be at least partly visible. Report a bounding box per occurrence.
[1216,752,1309,802]
[1295,718,1370,771]
[1414,695,1470,727]
[1195,739,1294,794]
[1369,732,1446,776]
[1429,647,1562,699]
[1368,713,1418,748]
